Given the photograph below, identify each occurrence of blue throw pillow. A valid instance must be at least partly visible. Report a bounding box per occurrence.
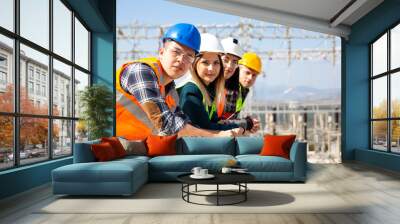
[177,137,235,155]
[236,137,263,155]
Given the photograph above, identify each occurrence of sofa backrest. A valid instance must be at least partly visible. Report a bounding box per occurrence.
[236,137,263,155]
[73,139,100,163]
[176,137,236,155]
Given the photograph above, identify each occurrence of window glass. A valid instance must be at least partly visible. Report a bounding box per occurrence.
[53,59,72,116]
[391,72,400,118]
[391,120,400,153]
[74,18,89,70]
[391,24,400,70]
[0,35,14,113]
[372,77,387,119]
[53,119,72,158]
[20,0,49,49]
[372,121,388,151]
[0,0,14,31]
[20,117,49,165]
[53,0,72,60]
[0,116,13,170]
[75,120,88,143]
[372,34,387,76]
[20,44,49,115]
[74,69,89,118]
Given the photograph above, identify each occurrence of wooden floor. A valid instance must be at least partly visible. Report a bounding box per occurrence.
[1,162,400,224]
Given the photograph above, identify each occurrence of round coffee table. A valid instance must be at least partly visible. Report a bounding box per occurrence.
[177,172,255,206]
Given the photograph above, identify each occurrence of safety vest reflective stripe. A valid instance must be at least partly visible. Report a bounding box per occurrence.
[187,80,223,120]
[116,91,156,134]
[235,85,245,112]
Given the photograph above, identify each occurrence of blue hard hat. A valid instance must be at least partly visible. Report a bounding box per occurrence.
[163,23,201,54]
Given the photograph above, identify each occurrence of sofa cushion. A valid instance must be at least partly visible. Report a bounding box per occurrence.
[101,137,127,158]
[148,154,235,172]
[260,135,296,159]
[118,137,147,156]
[236,137,263,155]
[53,158,148,182]
[146,135,178,157]
[236,155,293,172]
[91,142,118,161]
[114,155,150,165]
[177,137,235,155]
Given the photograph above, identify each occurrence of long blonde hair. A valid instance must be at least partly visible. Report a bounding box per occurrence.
[190,53,226,113]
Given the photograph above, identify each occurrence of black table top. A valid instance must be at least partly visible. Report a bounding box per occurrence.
[177,172,255,185]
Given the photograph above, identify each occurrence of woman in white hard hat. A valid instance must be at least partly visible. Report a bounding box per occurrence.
[177,33,246,132]
[220,38,261,133]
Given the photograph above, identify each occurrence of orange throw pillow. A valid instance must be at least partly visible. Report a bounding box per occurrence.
[146,135,177,157]
[260,135,296,159]
[91,142,117,162]
[101,137,127,158]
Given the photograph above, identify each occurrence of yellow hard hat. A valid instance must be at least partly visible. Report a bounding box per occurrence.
[238,52,262,74]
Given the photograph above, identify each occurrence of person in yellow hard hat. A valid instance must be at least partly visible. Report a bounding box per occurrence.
[219,51,262,133]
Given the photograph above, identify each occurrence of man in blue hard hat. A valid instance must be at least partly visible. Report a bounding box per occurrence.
[116,23,244,139]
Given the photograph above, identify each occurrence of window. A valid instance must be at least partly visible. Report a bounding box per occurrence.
[20,0,49,49]
[35,83,40,95]
[0,71,6,85]
[53,59,72,117]
[0,54,7,85]
[28,67,34,80]
[0,0,91,170]
[370,23,400,154]
[0,55,7,67]
[53,0,72,60]
[35,70,41,81]
[0,35,13,113]
[75,18,90,70]
[28,81,34,94]
[42,85,46,97]
[0,0,14,32]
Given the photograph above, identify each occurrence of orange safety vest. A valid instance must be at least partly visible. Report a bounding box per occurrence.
[116,57,179,140]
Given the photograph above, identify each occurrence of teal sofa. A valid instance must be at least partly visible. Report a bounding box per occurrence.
[52,137,307,196]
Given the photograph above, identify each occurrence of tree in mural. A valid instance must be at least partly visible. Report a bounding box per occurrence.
[0,84,59,151]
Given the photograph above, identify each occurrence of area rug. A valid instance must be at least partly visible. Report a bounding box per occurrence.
[37,183,361,214]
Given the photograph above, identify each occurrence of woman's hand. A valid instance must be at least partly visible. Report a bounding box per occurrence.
[249,118,260,133]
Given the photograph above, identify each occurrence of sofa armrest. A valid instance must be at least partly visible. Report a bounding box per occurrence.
[289,141,307,181]
[73,140,100,163]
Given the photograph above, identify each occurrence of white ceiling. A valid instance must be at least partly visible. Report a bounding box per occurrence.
[169,0,384,38]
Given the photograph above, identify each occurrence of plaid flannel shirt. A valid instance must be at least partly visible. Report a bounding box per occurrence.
[120,63,188,135]
[224,86,249,119]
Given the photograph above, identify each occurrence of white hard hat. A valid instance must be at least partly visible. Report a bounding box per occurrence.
[199,33,224,54]
[221,37,242,58]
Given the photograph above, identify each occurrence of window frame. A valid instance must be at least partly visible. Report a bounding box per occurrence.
[0,0,92,171]
[370,20,400,154]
